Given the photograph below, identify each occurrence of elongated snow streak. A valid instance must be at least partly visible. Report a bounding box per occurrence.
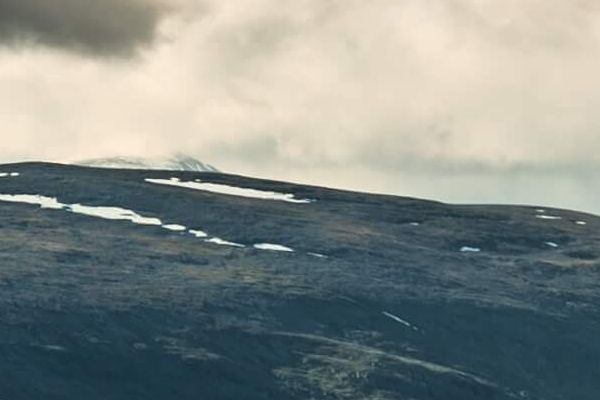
[145,178,314,204]
[0,194,64,209]
[253,243,294,252]
[0,172,19,178]
[545,242,559,248]
[576,221,587,225]
[460,246,481,253]
[206,237,245,248]
[536,215,562,220]
[382,312,419,331]
[0,193,165,227]
[0,193,302,255]
[162,224,187,231]
[68,204,162,226]
[308,252,328,258]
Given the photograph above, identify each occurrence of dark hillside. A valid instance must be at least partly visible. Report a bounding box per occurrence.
[0,162,598,400]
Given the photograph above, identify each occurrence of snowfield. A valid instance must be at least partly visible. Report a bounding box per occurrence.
[146,177,314,204]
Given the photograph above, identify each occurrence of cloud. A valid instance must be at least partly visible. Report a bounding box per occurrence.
[1,0,600,211]
[0,0,171,56]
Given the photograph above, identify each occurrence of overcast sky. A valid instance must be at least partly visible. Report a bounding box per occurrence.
[1,0,600,213]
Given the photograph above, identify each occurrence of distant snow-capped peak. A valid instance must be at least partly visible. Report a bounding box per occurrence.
[74,154,219,173]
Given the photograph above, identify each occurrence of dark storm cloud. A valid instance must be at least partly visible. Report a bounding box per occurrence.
[0,0,168,56]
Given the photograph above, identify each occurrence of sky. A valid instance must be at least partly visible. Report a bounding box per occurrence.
[1,0,600,214]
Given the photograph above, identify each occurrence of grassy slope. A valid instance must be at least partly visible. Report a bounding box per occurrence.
[0,162,599,399]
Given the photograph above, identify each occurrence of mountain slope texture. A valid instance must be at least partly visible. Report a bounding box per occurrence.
[0,162,599,400]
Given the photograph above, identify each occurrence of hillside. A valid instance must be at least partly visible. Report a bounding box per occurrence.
[0,162,599,400]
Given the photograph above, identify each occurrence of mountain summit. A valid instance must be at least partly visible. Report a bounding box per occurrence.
[75,154,219,172]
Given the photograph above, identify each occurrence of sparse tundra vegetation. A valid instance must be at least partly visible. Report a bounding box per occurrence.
[0,162,599,399]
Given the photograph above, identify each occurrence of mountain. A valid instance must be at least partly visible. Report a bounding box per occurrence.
[74,154,219,172]
[0,161,599,400]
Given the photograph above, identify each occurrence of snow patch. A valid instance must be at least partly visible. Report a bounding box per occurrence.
[536,215,562,220]
[575,221,587,225]
[460,246,481,253]
[308,252,328,258]
[545,242,559,248]
[0,194,64,209]
[409,222,420,226]
[253,243,294,252]
[0,172,20,178]
[162,224,187,232]
[189,229,208,238]
[0,193,300,256]
[382,311,419,331]
[0,193,164,227]
[0,194,164,226]
[0,193,261,252]
[206,238,245,248]
[145,178,314,204]
[68,204,162,226]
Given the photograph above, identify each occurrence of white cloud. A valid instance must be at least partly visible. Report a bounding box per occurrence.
[1,0,600,212]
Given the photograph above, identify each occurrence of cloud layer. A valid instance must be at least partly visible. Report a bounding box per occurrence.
[0,0,169,56]
[1,0,600,212]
